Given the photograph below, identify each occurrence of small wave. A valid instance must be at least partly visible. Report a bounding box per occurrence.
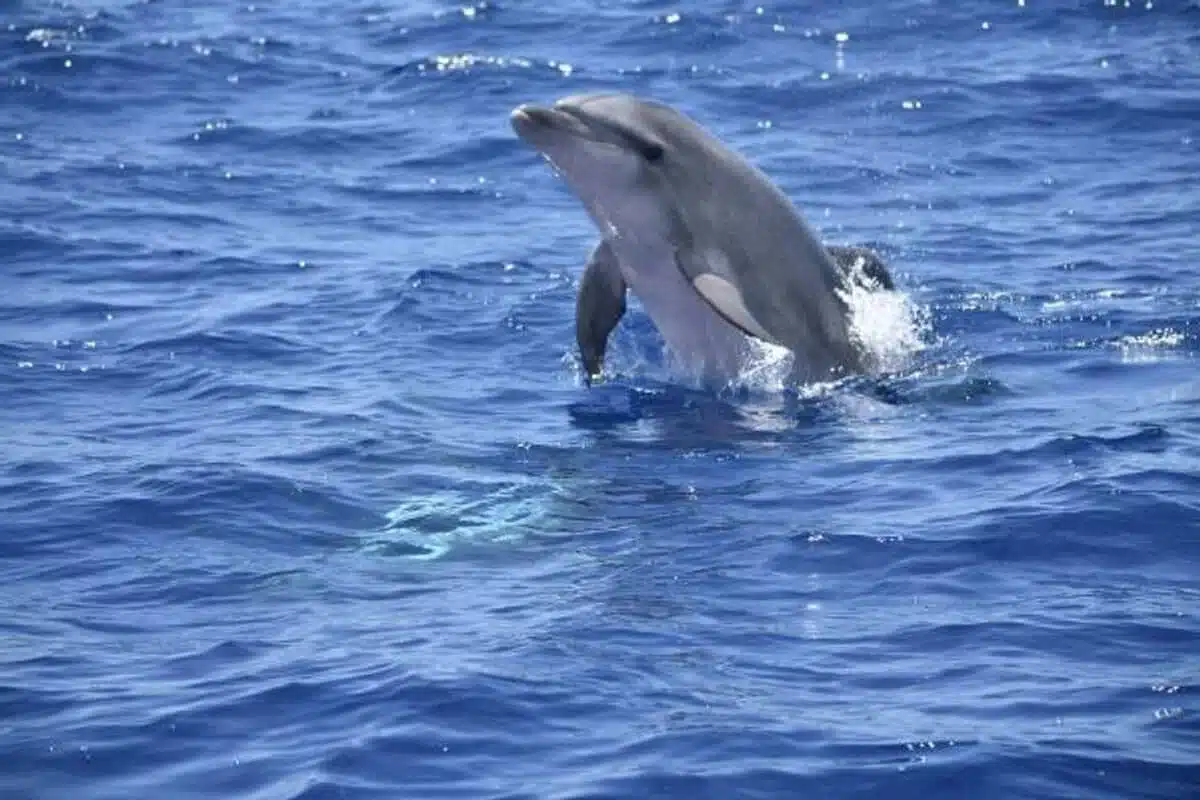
[124,329,320,364]
[176,118,393,155]
[382,51,578,82]
[1114,327,1191,363]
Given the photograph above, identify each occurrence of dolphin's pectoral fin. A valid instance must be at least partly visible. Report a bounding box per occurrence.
[826,245,895,291]
[690,274,778,343]
[674,247,779,344]
[576,240,627,384]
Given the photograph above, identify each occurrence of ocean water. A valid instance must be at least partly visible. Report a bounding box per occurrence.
[2,0,1198,797]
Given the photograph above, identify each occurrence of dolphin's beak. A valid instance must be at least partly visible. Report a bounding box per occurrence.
[510,103,596,144]
[510,104,554,127]
[510,104,558,139]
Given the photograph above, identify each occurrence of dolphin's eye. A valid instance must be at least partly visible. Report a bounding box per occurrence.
[641,143,665,163]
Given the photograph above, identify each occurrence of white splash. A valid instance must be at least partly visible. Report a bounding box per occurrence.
[734,337,797,392]
[840,266,931,376]
[729,270,931,393]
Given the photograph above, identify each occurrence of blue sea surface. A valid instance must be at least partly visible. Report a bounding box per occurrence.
[2,0,1198,797]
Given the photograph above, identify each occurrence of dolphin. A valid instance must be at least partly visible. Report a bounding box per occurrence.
[509,93,893,386]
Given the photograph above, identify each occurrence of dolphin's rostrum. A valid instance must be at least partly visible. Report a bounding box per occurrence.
[510,93,893,386]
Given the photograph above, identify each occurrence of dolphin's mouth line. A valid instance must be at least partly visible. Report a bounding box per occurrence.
[511,103,637,155]
[512,104,591,139]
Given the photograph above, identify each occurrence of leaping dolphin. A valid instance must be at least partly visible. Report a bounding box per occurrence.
[509,93,893,386]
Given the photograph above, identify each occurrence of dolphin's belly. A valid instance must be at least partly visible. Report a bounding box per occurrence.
[610,237,750,382]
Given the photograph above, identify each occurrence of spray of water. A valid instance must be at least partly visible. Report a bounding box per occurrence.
[840,269,932,377]
[728,258,932,394]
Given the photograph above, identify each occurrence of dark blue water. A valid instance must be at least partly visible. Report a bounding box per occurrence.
[2,0,1198,797]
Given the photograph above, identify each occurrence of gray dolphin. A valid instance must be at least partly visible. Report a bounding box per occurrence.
[509,93,893,385]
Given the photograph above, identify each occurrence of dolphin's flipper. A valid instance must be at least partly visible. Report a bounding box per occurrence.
[576,240,627,383]
[673,246,780,344]
[826,245,894,291]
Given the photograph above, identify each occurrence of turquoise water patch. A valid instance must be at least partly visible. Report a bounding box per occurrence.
[363,482,558,560]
